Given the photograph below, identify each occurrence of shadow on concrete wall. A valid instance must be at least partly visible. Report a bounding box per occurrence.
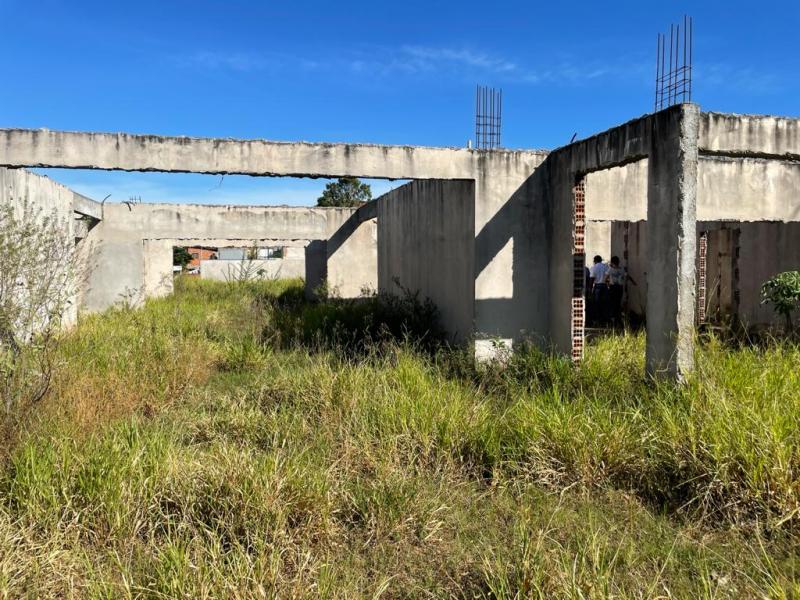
[473,166,552,349]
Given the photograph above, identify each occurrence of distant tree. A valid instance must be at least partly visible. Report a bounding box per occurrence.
[317,177,372,208]
[173,247,193,268]
[761,271,800,333]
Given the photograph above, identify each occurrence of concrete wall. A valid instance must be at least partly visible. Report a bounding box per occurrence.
[0,167,100,327]
[377,180,475,343]
[4,111,800,380]
[733,222,800,325]
[585,221,611,263]
[88,203,376,310]
[200,257,306,281]
[0,127,548,346]
[700,112,800,158]
[327,216,377,297]
[584,157,800,222]
[545,105,699,379]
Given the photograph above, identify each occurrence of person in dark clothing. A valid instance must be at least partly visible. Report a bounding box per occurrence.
[603,255,633,328]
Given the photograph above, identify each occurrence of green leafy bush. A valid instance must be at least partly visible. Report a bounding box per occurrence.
[761,271,800,332]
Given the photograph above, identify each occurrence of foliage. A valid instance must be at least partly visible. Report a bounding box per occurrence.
[172,246,193,268]
[0,278,798,597]
[222,247,269,284]
[761,270,800,331]
[316,176,372,207]
[262,279,443,354]
[0,202,74,414]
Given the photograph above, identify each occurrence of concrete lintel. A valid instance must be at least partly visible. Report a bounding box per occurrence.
[646,104,699,381]
[700,112,800,160]
[0,128,542,181]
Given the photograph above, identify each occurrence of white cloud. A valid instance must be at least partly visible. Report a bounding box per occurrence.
[172,50,318,73]
[400,46,518,73]
[696,63,784,95]
[170,45,790,96]
[171,44,652,86]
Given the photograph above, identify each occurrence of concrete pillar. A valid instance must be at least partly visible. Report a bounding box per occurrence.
[304,240,328,300]
[646,104,699,380]
[547,166,577,356]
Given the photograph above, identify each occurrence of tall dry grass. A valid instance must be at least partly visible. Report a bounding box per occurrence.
[0,278,797,597]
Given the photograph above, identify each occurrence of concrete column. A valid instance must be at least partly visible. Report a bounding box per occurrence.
[547,166,577,356]
[304,240,328,300]
[646,104,699,380]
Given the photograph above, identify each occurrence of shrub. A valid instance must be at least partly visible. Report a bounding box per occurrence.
[0,201,75,415]
[263,282,444,354]
[761,270,800,332]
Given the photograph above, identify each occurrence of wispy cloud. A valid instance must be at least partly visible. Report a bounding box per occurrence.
[170,45,792,96]
[398,46,518,73]
[171,45,651,87]
[695,62,784,95]
[173,50,318,73]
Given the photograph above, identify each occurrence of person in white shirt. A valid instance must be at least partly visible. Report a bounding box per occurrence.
[588,255,609,325]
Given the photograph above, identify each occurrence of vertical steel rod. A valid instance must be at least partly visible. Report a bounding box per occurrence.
[654,16,694,111]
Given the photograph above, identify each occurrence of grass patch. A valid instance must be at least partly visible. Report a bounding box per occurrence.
[0,278,797,597]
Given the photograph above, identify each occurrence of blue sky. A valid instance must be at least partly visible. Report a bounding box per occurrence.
[2,0,798,206]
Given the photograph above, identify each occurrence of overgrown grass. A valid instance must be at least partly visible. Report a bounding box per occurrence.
[0,277,797,597]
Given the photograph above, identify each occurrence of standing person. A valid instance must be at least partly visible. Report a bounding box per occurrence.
[604,256,627,328]
[589,255,609,326]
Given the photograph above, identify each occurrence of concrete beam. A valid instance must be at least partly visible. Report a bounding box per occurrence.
[72,191,102,220]
[700,112,800,160]
[0,128,483,180]
[585,156,800,222]
[548,113,652,175]
[646,104,699,381]
[355,198,378,223]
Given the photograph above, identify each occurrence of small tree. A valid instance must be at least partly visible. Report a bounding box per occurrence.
[0,201,75,413]
[761,271,800,333]
[317,177,372,207]
[173,246,193,269]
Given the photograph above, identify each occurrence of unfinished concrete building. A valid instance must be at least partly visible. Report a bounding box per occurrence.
[1,103,799,381]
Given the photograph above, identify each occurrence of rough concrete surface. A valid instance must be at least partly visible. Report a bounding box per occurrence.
[3,107,800,381]
[377,180,475,344]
